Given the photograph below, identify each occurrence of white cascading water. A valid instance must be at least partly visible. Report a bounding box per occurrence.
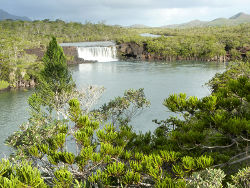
[77,46,118,62]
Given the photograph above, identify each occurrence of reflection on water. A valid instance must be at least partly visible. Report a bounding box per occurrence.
[0,61,226,157]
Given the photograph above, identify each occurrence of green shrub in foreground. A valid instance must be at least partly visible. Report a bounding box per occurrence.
[0,159,47,188]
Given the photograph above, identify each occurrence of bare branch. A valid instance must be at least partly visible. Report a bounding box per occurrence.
[241,136,250,142]
[212,152,250,168]
[229,155,250,165]
[197,140,236,149]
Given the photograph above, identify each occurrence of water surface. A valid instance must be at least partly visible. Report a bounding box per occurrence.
[0,61,225,157]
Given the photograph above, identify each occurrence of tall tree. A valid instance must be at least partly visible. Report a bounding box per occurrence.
[29,37,75,116]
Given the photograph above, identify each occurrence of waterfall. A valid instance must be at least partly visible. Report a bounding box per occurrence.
[77,46,117,62]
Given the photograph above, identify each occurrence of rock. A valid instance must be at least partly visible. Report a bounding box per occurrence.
[117,42,147,59]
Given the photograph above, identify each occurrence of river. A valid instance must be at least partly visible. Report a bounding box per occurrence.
[0,60,226,157]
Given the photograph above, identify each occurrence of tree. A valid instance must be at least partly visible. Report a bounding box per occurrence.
[94,88,150,126]
[29,37,75,116]
[152,62,250,166]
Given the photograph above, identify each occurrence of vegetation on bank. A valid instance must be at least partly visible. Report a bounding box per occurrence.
[118,24,250,61]
[0,19,250,90]
[2,38,249,187]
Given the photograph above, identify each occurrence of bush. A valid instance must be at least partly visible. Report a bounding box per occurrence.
[0,80,9,90]
[0,159,47,188]
[187,168,226,188]
[228,167,250,188]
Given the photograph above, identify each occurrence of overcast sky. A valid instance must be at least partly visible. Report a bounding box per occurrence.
[1,0,250,26]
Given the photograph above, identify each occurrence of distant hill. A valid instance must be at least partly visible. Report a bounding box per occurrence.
[162,12,250,28]
[230,12,250,20]
[0,9,31,21]
[162,19,208,28]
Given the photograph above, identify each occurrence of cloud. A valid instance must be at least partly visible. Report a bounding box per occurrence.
[1,0,250,26]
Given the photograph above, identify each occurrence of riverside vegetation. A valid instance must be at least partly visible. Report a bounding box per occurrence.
[117,24,250,61]
[0,19,250,90]
[0,36,249,187]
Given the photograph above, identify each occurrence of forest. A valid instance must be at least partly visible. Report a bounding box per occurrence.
[0,19,249,187]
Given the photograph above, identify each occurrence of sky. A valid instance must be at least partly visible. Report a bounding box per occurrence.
[1,0,250,26]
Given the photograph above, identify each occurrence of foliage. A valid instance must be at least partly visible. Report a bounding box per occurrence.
[12,98,214,187]
[0,56,11,82]
[0,27,41,89]
[229,166,250,188]
[146,35,226,59]
[6,95,248,187]
[187,168,226,188]
[188,167,250,188]
[0,80,9,90]
[230,49,242,60]
[0,159,47,188]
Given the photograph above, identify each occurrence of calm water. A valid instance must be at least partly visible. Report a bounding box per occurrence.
[0,61,226,157]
